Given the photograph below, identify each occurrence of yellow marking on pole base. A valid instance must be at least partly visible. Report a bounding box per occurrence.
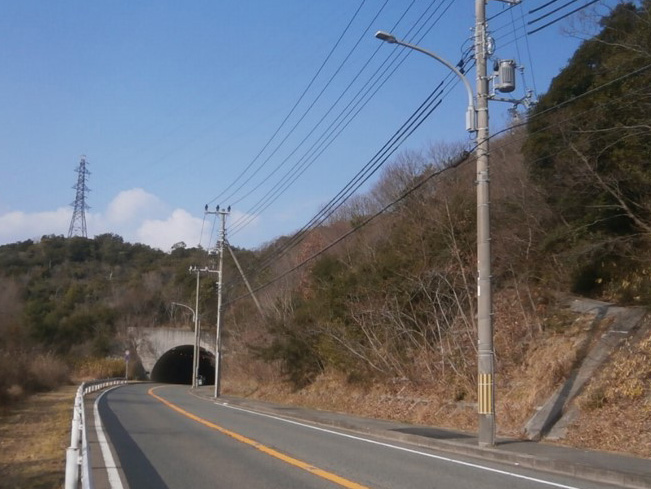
[148,387,369,489]
[478,373,493,414]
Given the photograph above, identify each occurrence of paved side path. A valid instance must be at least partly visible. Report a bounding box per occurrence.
[526,301,646,440]
[196,388,651,489]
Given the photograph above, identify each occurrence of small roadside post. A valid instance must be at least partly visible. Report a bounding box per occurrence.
[124,349,130,380]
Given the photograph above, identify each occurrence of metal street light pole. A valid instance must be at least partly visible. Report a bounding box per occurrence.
[171,300,199,387]
[375,31,476,132]
[376,10,495,446]
[171,301,196,322]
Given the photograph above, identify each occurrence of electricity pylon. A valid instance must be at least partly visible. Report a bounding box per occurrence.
[68,155,90,238]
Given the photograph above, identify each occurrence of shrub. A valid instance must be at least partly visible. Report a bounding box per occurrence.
[72,357,125,380]
[26,352,69,391]
[0,350,70,408]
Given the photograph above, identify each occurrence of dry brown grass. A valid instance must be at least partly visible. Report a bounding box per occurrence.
[0,351,70,409]
[0,355,130,489]
[0,384,76,489]
[494,312,598,436]
[71,356,125,381]
[496,335,579,436]
[563,329,651,457]
[225,369,481,431]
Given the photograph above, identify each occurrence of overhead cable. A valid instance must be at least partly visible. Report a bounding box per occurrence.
[528,0,600,35]
[207,0,369,207]
[528,0,582,25]
[224,62,651,301]
[223,150,473,305]
[226,0,454,236]
[228,0,392,207]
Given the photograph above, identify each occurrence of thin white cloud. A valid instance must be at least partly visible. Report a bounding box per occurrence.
[0,207,71,243]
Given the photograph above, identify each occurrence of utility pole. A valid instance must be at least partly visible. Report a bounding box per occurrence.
[475,0,523,448]
[476,0,495,447]
[187,265,218,388]
[191,267,201,388]
[68,155,90,238]
[194,267,200,387]
[205,205,230,398]
[376,0,526,448]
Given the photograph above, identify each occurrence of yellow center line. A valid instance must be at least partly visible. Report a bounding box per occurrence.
[148,386,369,489]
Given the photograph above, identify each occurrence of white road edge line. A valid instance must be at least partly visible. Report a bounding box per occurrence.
[94,388,126,489]
[215,401,583,489]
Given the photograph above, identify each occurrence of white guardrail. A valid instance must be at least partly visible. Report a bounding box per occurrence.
[65,378,128,489]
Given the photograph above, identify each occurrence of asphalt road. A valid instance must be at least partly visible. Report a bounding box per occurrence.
[96,383,619,489]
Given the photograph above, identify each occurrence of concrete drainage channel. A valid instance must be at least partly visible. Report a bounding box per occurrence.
[65,379,128,489]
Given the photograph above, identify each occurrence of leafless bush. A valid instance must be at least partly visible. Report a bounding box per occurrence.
[0,350,70,408]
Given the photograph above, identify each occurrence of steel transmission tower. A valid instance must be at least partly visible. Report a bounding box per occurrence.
[68,155,91,238]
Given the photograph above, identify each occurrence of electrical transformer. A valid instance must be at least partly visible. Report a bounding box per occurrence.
[495,59,516,93]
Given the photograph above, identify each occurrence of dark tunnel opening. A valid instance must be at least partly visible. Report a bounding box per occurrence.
[150,345,216,385]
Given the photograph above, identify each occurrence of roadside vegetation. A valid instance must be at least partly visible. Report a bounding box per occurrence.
[0,385,76,489]
[0,2,649,474]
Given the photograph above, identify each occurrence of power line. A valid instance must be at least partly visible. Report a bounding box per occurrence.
[227,0,449,229]
[230,80,468,286]
[528,0,601,35]
[217,1,413,237]
[228,0,620,282]
[225,1,448,214]
[227,0,393,208]
[227,0,458,236]
[228,49,456,238]
[207,0,369,207]
[236,70,463,270]
[223,62,651,303]
[529,0,563,15]
[224,150,472,306]
[529,0,582,25]
[245,92,445,270]
[226,2,529,283]
[229,48,474,279]
[515,3,539,96]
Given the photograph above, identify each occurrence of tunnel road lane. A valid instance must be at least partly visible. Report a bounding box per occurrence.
[96,383,622,489]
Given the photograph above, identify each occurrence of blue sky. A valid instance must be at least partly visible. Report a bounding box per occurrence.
[0,1,611,251]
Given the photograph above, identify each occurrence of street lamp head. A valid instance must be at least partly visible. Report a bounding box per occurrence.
[375,31,397,43]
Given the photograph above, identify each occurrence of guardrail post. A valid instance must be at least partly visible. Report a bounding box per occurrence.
[65,447,79,489]
[70,396,81,448]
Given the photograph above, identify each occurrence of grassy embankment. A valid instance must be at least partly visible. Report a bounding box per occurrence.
[0,385,76,489]
[0,356,124,488]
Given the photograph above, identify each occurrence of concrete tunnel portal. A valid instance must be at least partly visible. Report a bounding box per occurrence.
[150,345,216,385]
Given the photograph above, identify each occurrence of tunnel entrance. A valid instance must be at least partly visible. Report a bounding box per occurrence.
[150,345,216,384]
